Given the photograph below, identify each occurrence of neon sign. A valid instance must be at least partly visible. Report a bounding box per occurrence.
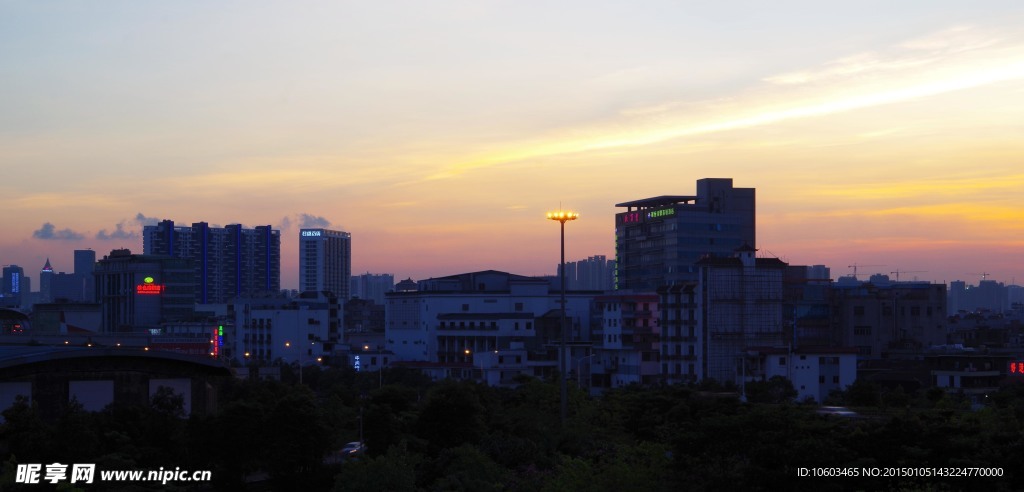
[620,212,642,224]
[354,355,361,372]
[647,208,675,219]
[301,230,322,237]
[212,325,224,357]
[1010,361,1024,375]
[136,276,165,295]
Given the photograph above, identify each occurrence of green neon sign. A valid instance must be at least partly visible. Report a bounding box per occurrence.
[647,208,675,219]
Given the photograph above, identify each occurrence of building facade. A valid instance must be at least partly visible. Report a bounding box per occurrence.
[226,291,339,365]
[1,265,29,308]
[698,247,787,384]
[615,178,755,291]
[299,228,352,300]
[831,279,948,359]
[590,293,661,392]
[94,249,196,332]
[384,271,595,384]
[143,220,281,303]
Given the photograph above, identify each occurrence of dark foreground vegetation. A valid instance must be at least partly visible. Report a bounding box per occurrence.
[3,367,1023,491]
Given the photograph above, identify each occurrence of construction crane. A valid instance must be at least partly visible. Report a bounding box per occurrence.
[966,272,991,282]
[848,264,885,280]
[891,269,927,282]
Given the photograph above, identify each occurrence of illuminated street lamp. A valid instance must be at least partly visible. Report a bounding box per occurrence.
[286,341,305,384]
[547,209,578,425]
[365,344,384,388]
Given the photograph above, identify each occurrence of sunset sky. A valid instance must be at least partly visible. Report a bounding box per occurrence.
[3,1,1023,290]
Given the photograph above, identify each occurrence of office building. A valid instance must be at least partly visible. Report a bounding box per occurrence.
[44,250,97,303]
[143,220,281,303]
[1,265,28,308]
[75,249,96,301]
[299,228,351,300]
[615,178,755,291]
[94,249,195,332]
[39,259,54,302]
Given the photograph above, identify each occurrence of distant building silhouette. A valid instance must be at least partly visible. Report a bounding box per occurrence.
[1,265,28,308]
[350,272,394,304]
[560,255,614,291]
[143,220,280,303]
[39,259,54,302]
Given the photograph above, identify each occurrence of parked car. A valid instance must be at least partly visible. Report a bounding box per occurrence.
[816,406,858,418]
[339,441,366,458]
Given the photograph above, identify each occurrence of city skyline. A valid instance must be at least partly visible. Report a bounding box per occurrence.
[3,2,1024,289]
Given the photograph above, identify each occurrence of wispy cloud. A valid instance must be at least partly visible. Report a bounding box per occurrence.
[426,24,1024,180]
[134,213,160,226]
[33,223,85,240]
[298,213,331,229]
[279,213,333,232]
[764,25,1001,85]
[96,221,138,240]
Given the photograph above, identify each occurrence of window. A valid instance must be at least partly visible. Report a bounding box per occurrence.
[779,357,786,366]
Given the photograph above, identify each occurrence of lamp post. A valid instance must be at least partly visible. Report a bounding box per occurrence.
[365,344,384,389]
[578,353,596,391]
[547,209,578,425]
[286,341,304,384]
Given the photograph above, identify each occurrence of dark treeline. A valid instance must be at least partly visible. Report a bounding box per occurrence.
[2,367,1024,491]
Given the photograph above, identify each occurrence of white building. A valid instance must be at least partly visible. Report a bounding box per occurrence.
[590,293,661,393]
[385,270,595,384]
[756,347,858,402]
[228,292,338,365]
[299,228,352,301]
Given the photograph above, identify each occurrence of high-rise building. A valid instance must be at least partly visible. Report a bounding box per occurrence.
[350,273,394,304]
[615,178,755,291]
[2,265,29,308]
[75,249,96,301]
[299,228,351,300]
[143,220,281,303]
[40,259,54,302]
[563,255,615,291]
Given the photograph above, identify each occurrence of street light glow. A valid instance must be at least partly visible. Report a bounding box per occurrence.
[546,210,579,222]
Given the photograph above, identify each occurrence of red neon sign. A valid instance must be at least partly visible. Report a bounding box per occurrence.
[136,284,165,295]
[620,212,642,224]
